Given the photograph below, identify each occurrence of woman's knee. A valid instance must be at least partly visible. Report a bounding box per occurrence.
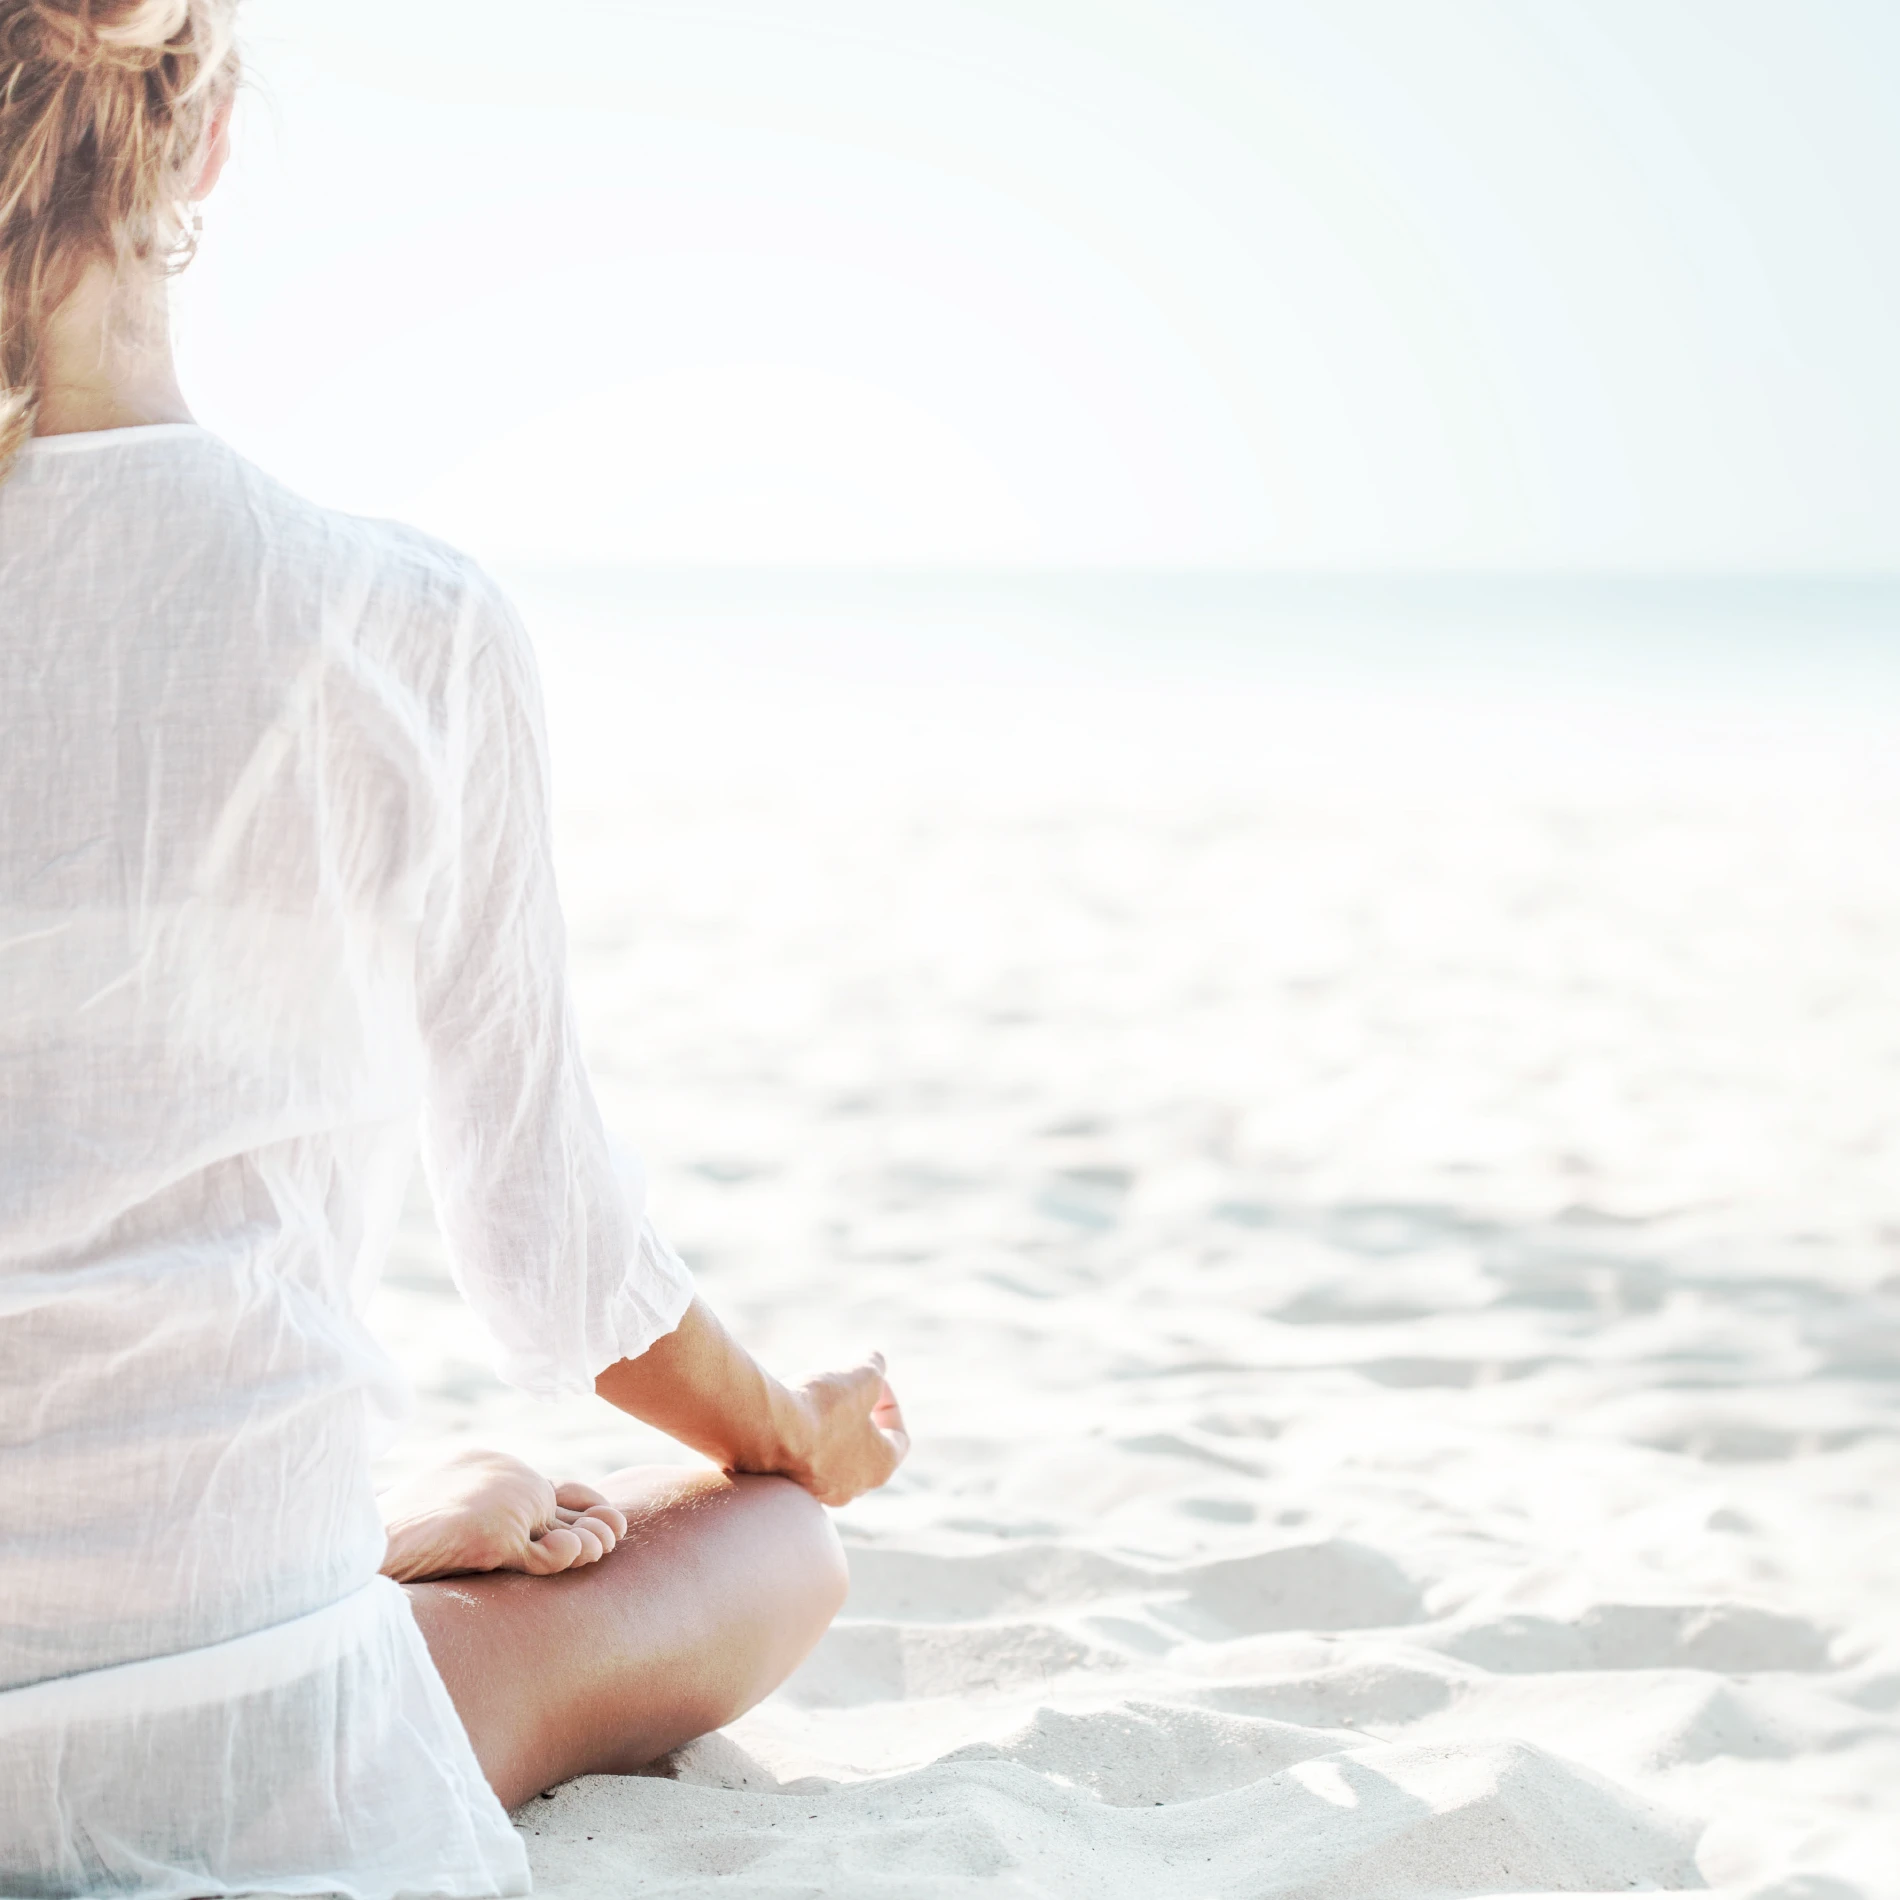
[598,1464,848,1632]
[587,1467,846,1743]
[731,1472,850,1628]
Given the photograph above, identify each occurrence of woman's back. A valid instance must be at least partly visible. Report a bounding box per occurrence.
[0,424,486,1684]
[0,423,569,1890]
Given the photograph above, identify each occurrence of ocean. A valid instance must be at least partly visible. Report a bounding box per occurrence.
[502,566,1900,813]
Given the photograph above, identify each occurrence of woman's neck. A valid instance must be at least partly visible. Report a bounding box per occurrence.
[34,261,192,436]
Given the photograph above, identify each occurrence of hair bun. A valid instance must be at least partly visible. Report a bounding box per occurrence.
[92,0,190,50]
[20,0,192,68]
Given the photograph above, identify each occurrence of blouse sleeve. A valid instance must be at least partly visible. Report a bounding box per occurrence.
[411,568,693,1398]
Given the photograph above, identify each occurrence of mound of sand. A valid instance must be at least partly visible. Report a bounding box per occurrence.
[519,1737,1701,1897]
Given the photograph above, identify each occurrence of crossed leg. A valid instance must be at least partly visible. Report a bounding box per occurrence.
[404,1466,847,1809]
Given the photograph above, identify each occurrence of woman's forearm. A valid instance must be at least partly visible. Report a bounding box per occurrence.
[594,1297,909,1507]
[593,1297,811,1479]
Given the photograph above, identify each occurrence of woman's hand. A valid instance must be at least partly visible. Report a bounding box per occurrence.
[379,1448,629,1584]
[595,1299,910,1508]
[775,1353,910,1507]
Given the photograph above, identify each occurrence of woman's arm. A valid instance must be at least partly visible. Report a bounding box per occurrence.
[594,1297,908,1508]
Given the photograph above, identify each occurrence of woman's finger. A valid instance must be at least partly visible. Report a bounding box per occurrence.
[834,1358,887,1414]
[872,1380,909,1465]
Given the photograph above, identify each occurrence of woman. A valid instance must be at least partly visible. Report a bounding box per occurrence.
[0,2,907,1892]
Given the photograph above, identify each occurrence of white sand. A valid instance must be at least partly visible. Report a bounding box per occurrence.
[371,585,1900,1898]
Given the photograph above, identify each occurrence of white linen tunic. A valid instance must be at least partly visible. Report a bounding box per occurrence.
[0,425,695,1897]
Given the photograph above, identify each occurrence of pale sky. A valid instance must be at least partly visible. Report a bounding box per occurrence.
[177,1,1900,569]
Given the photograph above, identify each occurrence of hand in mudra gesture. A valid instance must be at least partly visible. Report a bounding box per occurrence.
[777,1353,909,1506]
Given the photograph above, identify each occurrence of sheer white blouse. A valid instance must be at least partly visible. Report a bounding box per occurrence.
[0,425,695,1897]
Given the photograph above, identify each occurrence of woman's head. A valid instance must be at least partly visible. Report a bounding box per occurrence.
[0,0,237,475]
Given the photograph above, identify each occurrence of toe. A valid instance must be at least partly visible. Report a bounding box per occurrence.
[579,1503,627,1541]
[569,1518,608,1565]
[521,1524,582,1575]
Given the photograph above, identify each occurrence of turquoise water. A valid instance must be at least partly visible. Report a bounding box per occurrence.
[503,567,1900,701]
[508,567,1900,809]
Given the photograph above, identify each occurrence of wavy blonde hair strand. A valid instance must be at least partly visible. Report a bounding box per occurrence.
[0,0,237,480]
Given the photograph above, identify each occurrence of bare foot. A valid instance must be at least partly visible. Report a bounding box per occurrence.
[378,1448,629,1584]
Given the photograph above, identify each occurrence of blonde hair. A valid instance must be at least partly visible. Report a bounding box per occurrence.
[0,0,236,479]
